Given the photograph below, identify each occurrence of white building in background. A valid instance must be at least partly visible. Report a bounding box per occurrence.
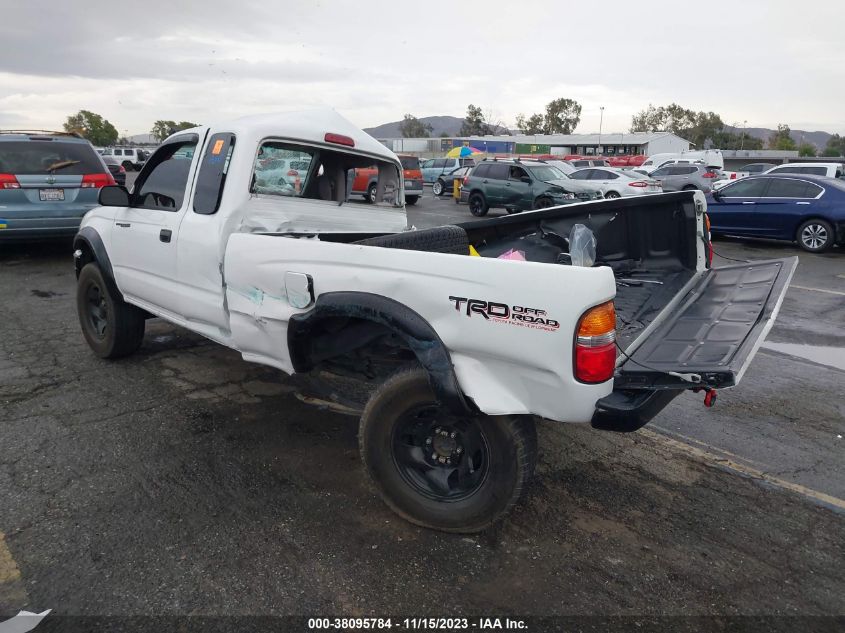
[378,131,691,157]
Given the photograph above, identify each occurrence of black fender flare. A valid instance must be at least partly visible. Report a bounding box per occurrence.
[288,292,471,415]
[73,227,122,300]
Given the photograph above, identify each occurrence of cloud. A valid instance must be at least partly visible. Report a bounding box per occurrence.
[0,0,843,136]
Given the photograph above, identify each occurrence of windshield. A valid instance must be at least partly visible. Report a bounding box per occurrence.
[527,165,566,181]
[0,141,103,175]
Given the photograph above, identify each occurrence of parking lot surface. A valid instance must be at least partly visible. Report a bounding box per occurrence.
[1,188,844,620]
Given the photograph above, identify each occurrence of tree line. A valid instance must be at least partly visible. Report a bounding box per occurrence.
[61,107,844,157]
[61,110,199,146]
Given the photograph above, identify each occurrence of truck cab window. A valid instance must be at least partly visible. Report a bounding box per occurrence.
[134,139,197,211]
[194,133,236,215]
[252,143,315,197]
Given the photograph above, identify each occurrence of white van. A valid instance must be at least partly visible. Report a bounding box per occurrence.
[640,150,724,174]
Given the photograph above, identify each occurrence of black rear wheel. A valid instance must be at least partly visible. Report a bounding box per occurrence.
[76,262,145,359]
[468,192,489,217]
[367,183,378,204]
[406,195,418,206]
[533,196,554,210]
[359,368,536,533]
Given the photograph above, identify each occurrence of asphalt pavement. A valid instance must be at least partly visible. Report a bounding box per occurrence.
[1,185,843,624]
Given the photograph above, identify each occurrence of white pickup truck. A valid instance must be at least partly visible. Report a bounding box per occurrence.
[73,109,797,533]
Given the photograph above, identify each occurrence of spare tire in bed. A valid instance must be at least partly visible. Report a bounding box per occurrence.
[355,225,469,255]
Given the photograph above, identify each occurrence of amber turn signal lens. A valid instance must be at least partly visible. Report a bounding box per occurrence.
[577,301,616,337]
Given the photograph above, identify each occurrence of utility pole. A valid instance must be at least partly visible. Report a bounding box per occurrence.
[740,120,747,150]
[598,106,605,155]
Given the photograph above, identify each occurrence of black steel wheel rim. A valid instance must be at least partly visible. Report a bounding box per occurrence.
[392,405,489,502]
[469,196,482,214]
[86,282,108,339]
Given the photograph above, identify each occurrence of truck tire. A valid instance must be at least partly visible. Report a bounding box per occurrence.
[468,192,489,217]
[368,183,378,204]
[76,262,146,359]
[406,196,419,205]
[359,367,537,533]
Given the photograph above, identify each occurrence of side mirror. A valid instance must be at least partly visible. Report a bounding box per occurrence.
[711,189,722,200]
[520,176,532,184]
[98,185,130,207]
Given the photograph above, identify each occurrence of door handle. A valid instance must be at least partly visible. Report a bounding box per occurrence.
[741,201,756,205]
[116,222,130,227]
[482,179,488,183]
[505,183,511,187]
[159,229,172,243]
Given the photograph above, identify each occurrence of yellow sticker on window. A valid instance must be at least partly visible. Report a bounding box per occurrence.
[211,139,225,155]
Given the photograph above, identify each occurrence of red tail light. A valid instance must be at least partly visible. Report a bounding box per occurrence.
[574,301,616,383]
[81,173,115,188]
[730,173,737,179]
[628,181,648,187]
[0,173,21,189]
[704,213,713,266]
[118,165,126,174]
[463,175,470,186]
[702,171,718,179]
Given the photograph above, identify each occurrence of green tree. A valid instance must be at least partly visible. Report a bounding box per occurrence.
[823,133,844,157]
[769,124,797,150]
[710,130,763,150]
[151,120,199,142]
[798,143,816,157]
[398,114,432,138]
[439,131,450,138]
[543,98,581,134]
[460,104,490,136]
[630,103,724,147]
[515,112,546,135]
[63,110,118,146]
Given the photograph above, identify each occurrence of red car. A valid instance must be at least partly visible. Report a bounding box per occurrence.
[351,155,422,205]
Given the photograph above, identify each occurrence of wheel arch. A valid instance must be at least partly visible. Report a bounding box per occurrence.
[73,227,122,300]
[288,292,471,415]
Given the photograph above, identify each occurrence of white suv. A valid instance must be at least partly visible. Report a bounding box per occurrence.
[99,147,148,171]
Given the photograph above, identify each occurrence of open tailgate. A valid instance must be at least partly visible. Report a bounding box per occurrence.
[615,257,798,390]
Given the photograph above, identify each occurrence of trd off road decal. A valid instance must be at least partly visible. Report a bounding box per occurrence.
[448,296,560,331]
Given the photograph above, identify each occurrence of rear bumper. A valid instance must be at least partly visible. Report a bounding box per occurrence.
[590,389,682,433]
[0,216,85,240]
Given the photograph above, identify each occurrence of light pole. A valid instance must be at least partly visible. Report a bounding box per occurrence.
[598,106,605,155]
[740,120,747,150]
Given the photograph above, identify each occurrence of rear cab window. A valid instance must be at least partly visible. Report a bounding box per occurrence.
[251,139,402,206]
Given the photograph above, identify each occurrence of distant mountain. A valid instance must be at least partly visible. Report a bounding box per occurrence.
[724,125,833,150]
[364,115,510,138]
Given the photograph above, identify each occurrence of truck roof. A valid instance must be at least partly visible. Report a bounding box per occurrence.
[166,109,396,163]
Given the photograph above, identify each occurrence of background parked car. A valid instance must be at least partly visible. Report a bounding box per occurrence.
[106,163,126,187]
[567,158,609,168]
[764,162,845,179]
[567,167,661,198]
[421,157,476,183]
[0,130,114,240]
[648,163,721,192]
[706,173,845,252]
[460,159,578,216]
[432,166,471,197]
[351,154,423,205]
[712,162,778,190]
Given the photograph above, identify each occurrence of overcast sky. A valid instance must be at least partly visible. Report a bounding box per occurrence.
[1,0,843,137]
